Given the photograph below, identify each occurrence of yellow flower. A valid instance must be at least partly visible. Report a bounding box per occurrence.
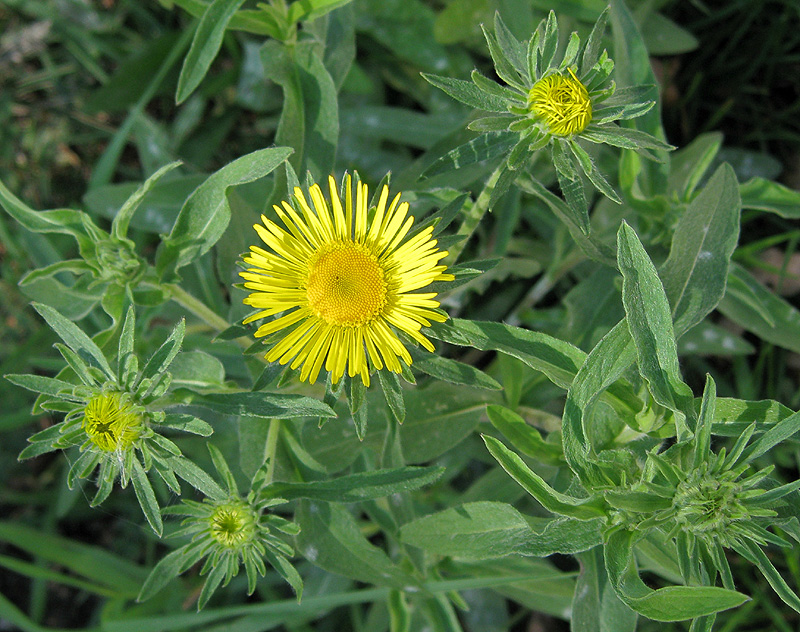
[82,393,142,452]
[239,175,454,386]
[528,68,592,136]
[240,175,454,387]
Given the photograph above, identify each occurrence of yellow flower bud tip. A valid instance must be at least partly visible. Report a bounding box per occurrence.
[82,393,143,452]
[528,68,592,136]
[209,502,258,549]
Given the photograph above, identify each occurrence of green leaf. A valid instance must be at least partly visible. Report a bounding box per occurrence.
[411,352,501,390]
[169,351,226,388]
[482,435,606,519]
[569,140,622,204]
[516,174,617,266]
[0,179,90,243]
[295,500,415,588]
[604,528,749,621]
[5,374,80,399]
[32,303,115,380]
[176,0,247,104]
[140,319,185,382]
[422,73,509,113]
[661,164,741,337]
[582,124,673,159]
[617,223,695,433]
[400,501,602,559]
[131,459,163,536]
[581,7,609,75]
[137,547,187,603]
[427,318,586,391]
[196,391,336,419]
[552,140,588,234]
[261,41,338,179]
[167,456,227,500]
[740,176,800,218]
[718,263,800,354]
[286,0,354,23]
[423,133,516,178]
[486,404,562,464]
[157,146,293,277]
[640,12,698,55]
[667,132,722,200]
[741,408,800,463]
[377,370,405,424]
[732,539,800,614]
[0,522,146,595]
[265,466,444,503]
[112,161,183,240]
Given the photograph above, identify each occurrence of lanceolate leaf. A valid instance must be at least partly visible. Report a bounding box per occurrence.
[661,164,740,338]
[176,0,247,104]
[264,466,444,503]
[422,73,510,113]
[483,435,607,520]
[617,222,695,435]
[32,303,115,379]
[157,146,293,277]
[604,528,749,621]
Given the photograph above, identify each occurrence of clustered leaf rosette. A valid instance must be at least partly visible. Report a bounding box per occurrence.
[484,374,800,623]
[138,446,302,610]
[0,163,182,322]
[8,304,217,535]
[423,9,674,219]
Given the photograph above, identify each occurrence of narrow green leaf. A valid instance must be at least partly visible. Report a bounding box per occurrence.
[176,0,247,104]
[486,404,562,464]
[196,391,336,419]
[733,539,800,613]
[400,501,602,559]
[667,132,722,199]
[424,133,516,178]
[428,318,586,390]
[617,222,695,432]
[137,547,187,603]
[131,459,163,536]
[411,352,501,390]
[482,435,606,519]
[140,319,185,382]
[718,264,800,354]
[33,303,115,379]
[740,176,800,218]
[377,370,405,424]
[168,456,227,500]
[692,375,716,469]
[661,164,741,337]
[604,528,749,621]
[422,73,509,113]
[286,0,353,23]
[157,146,293,277]
[112,161,182,239]
[581,7,609,75]
[5,374,79,399]
[265,466,443,503]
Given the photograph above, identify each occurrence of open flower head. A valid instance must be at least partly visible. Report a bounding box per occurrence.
[240,174,454,387]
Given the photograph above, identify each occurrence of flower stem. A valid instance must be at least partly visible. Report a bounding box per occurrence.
[264,419,282,485]
[446,163,505,264]
[167,283,229,332]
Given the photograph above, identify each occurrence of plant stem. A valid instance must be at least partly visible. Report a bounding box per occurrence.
[264,418,282,485]
[446,163,505,264]
[167,283,229,332]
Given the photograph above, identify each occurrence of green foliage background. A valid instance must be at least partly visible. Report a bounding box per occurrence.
[2,0,800,631]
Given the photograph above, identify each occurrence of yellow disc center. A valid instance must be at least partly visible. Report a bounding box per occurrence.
[209,503,256,549]
[306,242,387,326]
[528,69,592,136]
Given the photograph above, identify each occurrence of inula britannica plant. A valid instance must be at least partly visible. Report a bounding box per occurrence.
[3,1,800,631]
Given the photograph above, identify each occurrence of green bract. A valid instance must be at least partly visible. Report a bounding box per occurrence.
[423,9,674,227]
[138,445,303,610]
[8,304,217,535]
